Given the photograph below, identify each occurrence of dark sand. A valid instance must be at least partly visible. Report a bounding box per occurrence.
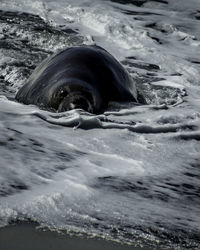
[0,222,151,250]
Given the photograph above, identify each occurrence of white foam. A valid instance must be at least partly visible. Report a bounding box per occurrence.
[0,0,200,246]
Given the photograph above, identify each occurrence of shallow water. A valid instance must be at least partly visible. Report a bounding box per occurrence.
[0,0,200,249]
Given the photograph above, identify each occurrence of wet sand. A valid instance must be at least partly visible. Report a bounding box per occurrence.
[0,222,150,250]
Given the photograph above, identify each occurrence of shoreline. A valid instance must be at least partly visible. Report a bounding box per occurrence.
[0,222,150,250]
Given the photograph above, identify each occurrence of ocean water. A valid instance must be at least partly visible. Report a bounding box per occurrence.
[0,0,200,248]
